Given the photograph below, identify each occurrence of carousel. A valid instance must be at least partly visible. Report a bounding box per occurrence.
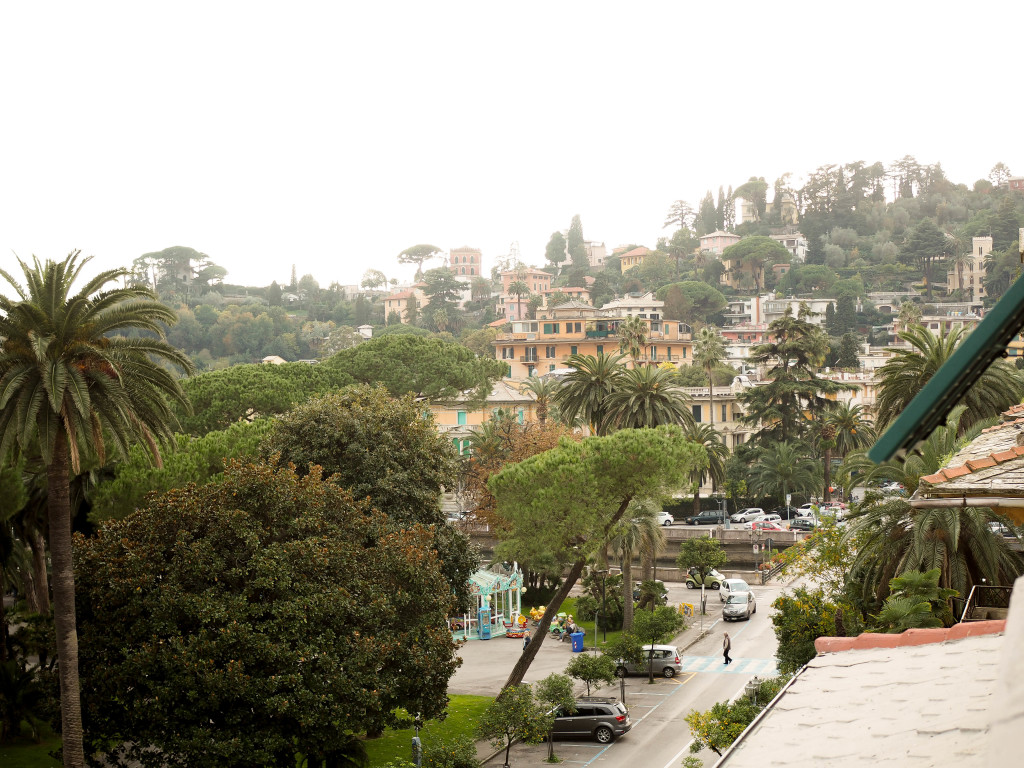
[449,562,528,641]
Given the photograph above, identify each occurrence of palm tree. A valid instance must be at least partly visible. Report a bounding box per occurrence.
[0,252,194,767]
[553,352,625,436]
[610,502,659,631]
[507,280,529,321]
[603,366,693,431]
[682,422,728,517]
[693,326,726,426]
[617,315,648,367]
[521,376,560,425]
[875,325,1024,433]
[748,442,820,509]
[826,402,876,459]
[895,301,922,334]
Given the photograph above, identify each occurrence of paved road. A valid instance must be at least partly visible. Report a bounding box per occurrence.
[452,578,790,768]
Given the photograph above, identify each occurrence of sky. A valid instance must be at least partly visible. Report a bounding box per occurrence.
[1,2,1018,293]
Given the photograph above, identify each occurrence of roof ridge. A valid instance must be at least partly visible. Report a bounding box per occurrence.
[814,620,1005,654]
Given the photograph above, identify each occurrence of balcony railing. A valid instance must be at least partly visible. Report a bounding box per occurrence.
[519,356,538,363]
[585,330,613,338]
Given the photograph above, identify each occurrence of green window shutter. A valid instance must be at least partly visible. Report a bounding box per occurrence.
[571,345,578,355]
[457,411,467,426]
[517,409,524,424]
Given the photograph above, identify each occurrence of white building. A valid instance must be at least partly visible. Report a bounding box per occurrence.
[599,292,665,319]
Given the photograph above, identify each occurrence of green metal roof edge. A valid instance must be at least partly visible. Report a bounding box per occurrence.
[869,273,1024,464]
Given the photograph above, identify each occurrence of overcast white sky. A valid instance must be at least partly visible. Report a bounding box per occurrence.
[1,2,1017,292]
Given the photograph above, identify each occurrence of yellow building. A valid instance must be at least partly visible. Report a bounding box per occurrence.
[618,246,650,273]
[427,380,538,455]
[492,301,694,379]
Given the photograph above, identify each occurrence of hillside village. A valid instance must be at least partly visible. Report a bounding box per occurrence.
[4,158,1024,768]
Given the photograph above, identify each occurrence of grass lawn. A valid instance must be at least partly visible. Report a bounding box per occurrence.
[0,736,62,768]
[364,695,493,767]
[549,597,624,652]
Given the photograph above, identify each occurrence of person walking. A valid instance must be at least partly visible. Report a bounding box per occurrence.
[723,632,732,665]
[523,630,531,651]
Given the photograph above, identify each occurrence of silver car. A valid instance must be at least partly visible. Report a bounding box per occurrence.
[723,591,756,621]
[551,697,632,743]
[615,644,683,678]
[719,578,752,603]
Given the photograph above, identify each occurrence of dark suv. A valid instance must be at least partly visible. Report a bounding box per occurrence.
[551,697,631,743]
[685,509,726,525]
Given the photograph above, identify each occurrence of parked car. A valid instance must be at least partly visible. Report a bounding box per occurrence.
[722,591,756,621]
[819,503,847,521]
[751,520,786,532]
[730,507,765,523]
[551,696,632,743]
[789,517,817,531]
[719,578,751,602]
[989,521,1016,538]
[772,505,800,520]
[685,567,725,590]
[614,644,683,679]
[685,509,727,525]
[657,510,675,526]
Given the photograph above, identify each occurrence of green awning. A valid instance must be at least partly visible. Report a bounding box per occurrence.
[869,271,1024,463]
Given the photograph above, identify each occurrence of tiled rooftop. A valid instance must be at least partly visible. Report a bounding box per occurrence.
[720,626,1005,767]
[918,418,1024,487]
[717,577,1024,768]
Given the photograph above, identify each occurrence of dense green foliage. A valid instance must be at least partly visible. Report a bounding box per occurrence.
[90,419,273,523]
[325,335,505,402]
[260,385,477,612]
[174,363,354,435]
[76,460,459,767]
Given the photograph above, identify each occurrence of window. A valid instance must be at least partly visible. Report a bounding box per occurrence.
[692,405,702,422]
[722,403,728,422]
[650,345,657,360]
[682,348,687,358]
[596,345,603,354]
[574,322,582,333]
[667,346,672,360]
[525,346,537,362]
[549,364,555,371]
[457,411,467,426]
[545,346,556,358]
[571,345,577,355]
[517,409,525,424]
[543,323,560,334]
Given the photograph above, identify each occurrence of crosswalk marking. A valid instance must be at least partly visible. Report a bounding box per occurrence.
[681,655,779,676]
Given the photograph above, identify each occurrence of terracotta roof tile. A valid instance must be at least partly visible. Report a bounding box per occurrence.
[993,449,1018,462]
[966,457,998,471]
[944,465,972,478]
[814,620,1005,654]
[920,471,947,484]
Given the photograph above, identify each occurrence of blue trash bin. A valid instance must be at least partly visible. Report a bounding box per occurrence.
[571,631,585,652]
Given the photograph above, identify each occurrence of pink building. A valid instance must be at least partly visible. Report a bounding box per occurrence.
[449,246,482,278]
[700,230,741,254]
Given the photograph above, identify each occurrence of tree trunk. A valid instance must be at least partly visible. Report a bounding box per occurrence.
[823,447,832,503]
[30,528,50,614]
[621,554,634,632]
[693,486,700,518]
[503,559,587,691]
[708,368,715,426]
[47,438,85,768]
